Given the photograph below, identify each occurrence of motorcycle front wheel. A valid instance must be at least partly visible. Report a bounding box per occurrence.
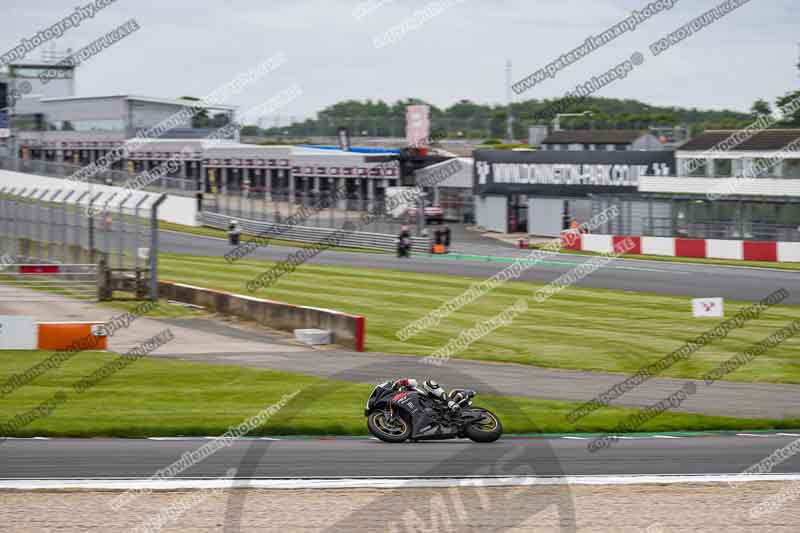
[464,408,503,443]
[367,409,412,443]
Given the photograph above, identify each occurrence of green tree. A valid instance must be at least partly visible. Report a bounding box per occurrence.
[178,96,209,128]
[750,99,773,117]
[776,92,800,126]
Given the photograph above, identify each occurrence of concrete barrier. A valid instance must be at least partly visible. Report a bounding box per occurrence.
[37,322,108,351]
[572,234,800,263]
[158,281,365,351]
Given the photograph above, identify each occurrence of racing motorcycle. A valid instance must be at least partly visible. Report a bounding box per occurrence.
[364,378,503,443]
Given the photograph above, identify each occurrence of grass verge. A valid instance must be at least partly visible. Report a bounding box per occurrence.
[1,351,797,437]
[158,252,800,384]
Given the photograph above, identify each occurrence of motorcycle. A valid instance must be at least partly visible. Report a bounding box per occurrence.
[365,378,503,443]
[397,236,411,258]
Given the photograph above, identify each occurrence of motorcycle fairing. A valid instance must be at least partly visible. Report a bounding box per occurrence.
[389,391,458,440]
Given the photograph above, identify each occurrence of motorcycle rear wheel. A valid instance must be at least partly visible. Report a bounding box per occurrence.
[368,409,412,443]
[464,408,503,443]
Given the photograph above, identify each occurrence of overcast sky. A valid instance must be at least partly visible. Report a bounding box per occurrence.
[3,0,798,123]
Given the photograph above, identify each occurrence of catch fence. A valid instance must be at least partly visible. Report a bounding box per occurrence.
[0,185,164,301]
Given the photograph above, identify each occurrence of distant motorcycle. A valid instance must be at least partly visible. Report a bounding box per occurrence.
[397,236,411,258]
[365,378,503,443]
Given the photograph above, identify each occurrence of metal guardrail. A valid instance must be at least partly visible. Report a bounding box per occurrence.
[0,263,98,302]
[201,212,431,253]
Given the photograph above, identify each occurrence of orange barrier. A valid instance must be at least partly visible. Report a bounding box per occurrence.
[37,322,108,351]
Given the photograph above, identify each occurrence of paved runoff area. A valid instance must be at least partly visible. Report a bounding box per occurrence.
[1,483,799,532]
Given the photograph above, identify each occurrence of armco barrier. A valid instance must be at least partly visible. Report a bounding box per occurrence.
[202,211,430,253]
[560,232,800,263]
[158,281,365,351]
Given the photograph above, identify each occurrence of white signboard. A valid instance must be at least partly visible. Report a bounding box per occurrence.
[0,316,38,350]
[0,129,10,139]
[692,297,724,318]
[406,105,430,148]
[385,187,417,217]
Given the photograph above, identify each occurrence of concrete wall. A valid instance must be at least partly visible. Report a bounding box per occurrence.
[568,233,800,263]
[0,170,199,226]
[158,281,366,351]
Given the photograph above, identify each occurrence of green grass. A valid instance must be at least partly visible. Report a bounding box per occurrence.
[158,252,800,384]
[1,350,797,437]
[531,243,800,271]
[159,221,387,254]
[98,298,208,319]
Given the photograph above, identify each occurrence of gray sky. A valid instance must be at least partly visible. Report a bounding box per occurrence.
[3,0,798,122]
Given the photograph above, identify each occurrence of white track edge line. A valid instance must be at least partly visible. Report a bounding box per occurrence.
[2,474,800,491]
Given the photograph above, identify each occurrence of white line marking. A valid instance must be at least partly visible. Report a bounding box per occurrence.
[558,252,796,274]
[146,437,280,441]
[4,474,800,491]
[561,436,589,440]
[652,435,681,439]
[777,433,800,437]
[737,433,772,438]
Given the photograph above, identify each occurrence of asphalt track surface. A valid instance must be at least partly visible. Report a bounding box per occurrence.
[161,230,800,305]
[2,434,800,478]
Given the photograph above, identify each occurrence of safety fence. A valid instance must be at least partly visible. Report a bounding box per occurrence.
[0,263,99,302]
[0,185,164,301]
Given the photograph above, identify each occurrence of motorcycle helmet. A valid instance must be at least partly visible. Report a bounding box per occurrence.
[421,379,446,399]
[393,377,418,389]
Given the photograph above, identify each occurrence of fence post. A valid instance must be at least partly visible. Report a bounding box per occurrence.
[149,194,167,302]
[119,193,133,269]
[46,189,63,262]
[88,192,103,264]
[61,190,75,259]
[97,256,111,301]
